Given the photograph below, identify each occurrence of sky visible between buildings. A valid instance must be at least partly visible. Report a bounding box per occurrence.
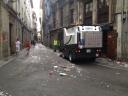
[32,0,41,32]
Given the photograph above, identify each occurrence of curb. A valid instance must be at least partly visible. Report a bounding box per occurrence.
[0,56,16,68]
[96,58,128,71]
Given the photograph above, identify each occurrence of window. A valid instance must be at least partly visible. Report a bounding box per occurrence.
[85,4,89,13]
[85,2,93,13]
[98,0,109,23]
[69,0,74,5]
[89,3,93,11]
[100,0,104,4]
[98,0,109,8]
[106,0,109,6]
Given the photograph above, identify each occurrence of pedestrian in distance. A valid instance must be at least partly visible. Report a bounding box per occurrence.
[25,40,31,56]
[15,38,21,55]
[31,40,36,46]
[53,39,60,52]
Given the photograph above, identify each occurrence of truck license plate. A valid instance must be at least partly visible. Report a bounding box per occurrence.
[86,49,91,53]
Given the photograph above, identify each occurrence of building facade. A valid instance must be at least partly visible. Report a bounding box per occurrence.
[16,0,33,46]
[0,0,10,58]
[43,0,128,59]
[43,0,53,46]
[115,0,128,59]
[43,0,81,47]
[0,0,33,59]
[39,0,44,42]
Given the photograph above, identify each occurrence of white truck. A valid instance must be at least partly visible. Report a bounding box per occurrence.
[61,26,103,62]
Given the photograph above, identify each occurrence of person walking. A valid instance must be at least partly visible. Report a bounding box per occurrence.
[53,39,60,52]
[15,38,21,55]
[25,40,31,56]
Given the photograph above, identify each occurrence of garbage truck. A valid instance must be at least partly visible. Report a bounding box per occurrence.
[60,26,103,62]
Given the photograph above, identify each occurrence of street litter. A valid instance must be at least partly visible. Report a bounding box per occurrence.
[116,72,120,75]
[116,61,121,64]
[0,92,4,95]
[42,83,47,87]
[59,65,67,68]
[70,64,75,68]
[106,85,110,88]
[57,53,60,56]
[124,64,128,68]
[77,68,81,73]
[108,59,112,62]
[70,75,77,78]
[64,68,70,72]
[53,66,58,69]
[59,73,67,76]
[5,93,8,95]
[49,71,54,75]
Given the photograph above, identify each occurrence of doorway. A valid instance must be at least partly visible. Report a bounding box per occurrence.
[107,31,117,59]
[9,23,13,54]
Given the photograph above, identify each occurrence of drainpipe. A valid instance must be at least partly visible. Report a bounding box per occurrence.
[121,0,125,58]
[77,0,80,25]
[109,0,112,23]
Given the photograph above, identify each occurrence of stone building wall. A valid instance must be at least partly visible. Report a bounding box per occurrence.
[1,5,10,57]
[115,0,128,59]
[0,0,2,58]
[0,0,32,59]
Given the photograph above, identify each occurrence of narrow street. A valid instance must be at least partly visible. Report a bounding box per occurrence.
[0,44,128,96]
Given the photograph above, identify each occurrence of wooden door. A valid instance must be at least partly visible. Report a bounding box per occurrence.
[107,31,117,59]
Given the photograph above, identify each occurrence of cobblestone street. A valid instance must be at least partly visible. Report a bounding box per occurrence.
[0,44,128,96]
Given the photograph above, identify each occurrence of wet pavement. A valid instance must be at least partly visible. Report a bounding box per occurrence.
[0,44,128,96]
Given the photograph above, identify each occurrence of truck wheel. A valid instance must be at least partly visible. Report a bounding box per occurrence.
[69,53,75,62]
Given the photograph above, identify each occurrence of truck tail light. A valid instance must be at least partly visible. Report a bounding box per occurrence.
[76,48,80,53]
[96,49,101,52]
